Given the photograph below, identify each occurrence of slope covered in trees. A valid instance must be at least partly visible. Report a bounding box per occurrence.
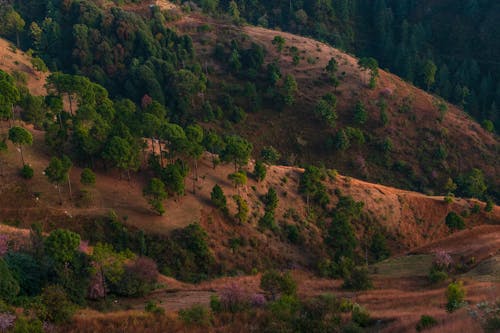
[194,0,500,129]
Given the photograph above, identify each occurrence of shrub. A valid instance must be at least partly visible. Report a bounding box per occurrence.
[260,270,297,300]
[40,285,75,323]
[116,257,159,297]
[12,316,43,333]
[145,300,164,315]
[351,304,371,327]
[485,199,494,212]
[178,305,212,327]
[210,184,228,214]
[445,212,465,231]
[416,315,438,331]
[428,267,448,284]
[0,313,16,332]
[19,165,33,179]
[446,281,466,312]
[218,283,249,313]
[80,168,96,186]
[0,259,20,302]
[342,266,373,291]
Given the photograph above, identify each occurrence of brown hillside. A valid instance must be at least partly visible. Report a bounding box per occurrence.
[0,38,48,96]
[167,10,499,195]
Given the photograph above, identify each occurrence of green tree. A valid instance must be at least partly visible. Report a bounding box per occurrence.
[263,187,278,212]
[228,0,240,20]
[272,36,286,53]
[314,99,337,128]
[185,124,204,193]
[210,184,228,214]
[80,168,96,186]
[45,156,71,204]
[283,74,298,106]
[260,146,280,164]
[203,131,225,169]
[233,195,249,224]
[44,229,81,264]
[40,285,76,323]
[446,281,465,312]
[103,136,138,181]
[353,101,368,125]
[143,178,167,215]
[0,258,20,302]
[422,60,437,91]
[221,135,252,171]
[254,160,267,182]
[260,270,297,300]
[228,171,247,195]
[459,168,487,199]
[0,72,20,124]
[8,126,33,165]
[358,57,379,87]
[1,9,25,47]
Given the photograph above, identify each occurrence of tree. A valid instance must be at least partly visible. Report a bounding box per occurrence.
[143,178,167,215]
[263,187,278,212]
[422,60,437,91]
[353,101,368,125]
[0,72,20,124]
[458,168,487,199]
[358,57,379,87]
[283,74,298,106]
[272,36,286,53]
[233,195,249,224]
[185,124,204,193]
[0,258,20,302]
[314,99,337,128]
[260,270,297,300]
[210,184,228,214]
[228,1,240,20]
[203,131,225,169]
[325,57,338,74]
[446,281,465,312]
[8,126,33,166]
[228,171,247,195]
[44,229,81,265]
[254,160,267,182]
[445,212,465,231]
[103,136,138,180]
[261,146,280,164]
[1,9,25,47]
[45,156,71,204]
[80,168,96,186]
[40,285,75,323]
[221,135,252,171]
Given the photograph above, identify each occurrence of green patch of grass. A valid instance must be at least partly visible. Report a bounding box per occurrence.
[369,255,434,278]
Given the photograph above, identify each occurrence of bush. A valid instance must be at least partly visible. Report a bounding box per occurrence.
[40,285,76,323]
[416,315,438,331]
[80,168,96,186]
[342,266,373,291]
[446,281,466,312]
[0,258,20,302]
[19,165,33,179]
[260,270,297,300]
[351,304,371,327]
[116,257,158,297]
[445,212,465,231]
[145,300,164,315]
[428,268,448,284]
[178,305,212,327]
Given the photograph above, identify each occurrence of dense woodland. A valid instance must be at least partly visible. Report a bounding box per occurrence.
[195,0,500,129]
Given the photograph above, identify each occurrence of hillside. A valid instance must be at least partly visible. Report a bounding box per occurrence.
[169,9,499,198]
[0,1,499,332]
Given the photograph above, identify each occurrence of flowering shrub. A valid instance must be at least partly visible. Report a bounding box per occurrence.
[433,250,453,271]
[0,313,16,331]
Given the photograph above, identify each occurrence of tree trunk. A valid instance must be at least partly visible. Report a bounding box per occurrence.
[67,177,73,201]
[57,184,62,205]
[68,94,74,116]
[19,145,25,166]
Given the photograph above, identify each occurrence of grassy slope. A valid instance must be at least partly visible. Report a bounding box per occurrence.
[172,11,499,196]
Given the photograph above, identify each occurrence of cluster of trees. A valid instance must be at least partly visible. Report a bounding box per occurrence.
[194,0,500,129]
[0,226,159,328]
